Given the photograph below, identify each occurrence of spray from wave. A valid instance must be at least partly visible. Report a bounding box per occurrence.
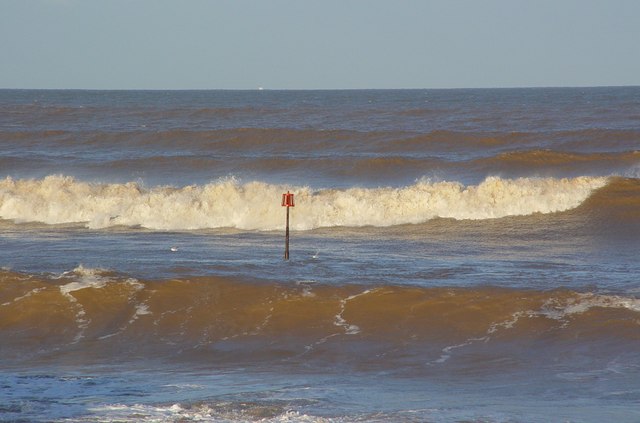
[0,175,608,231]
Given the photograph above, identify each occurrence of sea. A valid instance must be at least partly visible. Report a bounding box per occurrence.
[0,87,639,422]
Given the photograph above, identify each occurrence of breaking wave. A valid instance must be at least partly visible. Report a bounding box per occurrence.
[0,175,609,230]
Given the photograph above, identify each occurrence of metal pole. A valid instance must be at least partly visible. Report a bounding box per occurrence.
[284,205,290,260]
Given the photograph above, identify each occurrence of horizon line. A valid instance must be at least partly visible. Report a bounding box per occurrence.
[1,84,639,92]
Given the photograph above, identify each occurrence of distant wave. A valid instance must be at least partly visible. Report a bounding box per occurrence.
[0,128,388,153]
[0,104,272,121]
[476,149,640,172]
[3,127,639,158]
[98,155,448,179]
[488,149,639,164]
[0,175,609,230]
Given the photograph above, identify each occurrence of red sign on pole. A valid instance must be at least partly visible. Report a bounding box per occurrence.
[282,191,295,207]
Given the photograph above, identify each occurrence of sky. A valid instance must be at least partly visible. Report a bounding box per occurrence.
[1,0,639,90]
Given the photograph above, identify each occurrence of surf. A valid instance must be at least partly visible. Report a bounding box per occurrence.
[0,174,609,230]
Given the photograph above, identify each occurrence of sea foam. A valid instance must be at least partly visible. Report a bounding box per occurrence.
[0,175,608,231]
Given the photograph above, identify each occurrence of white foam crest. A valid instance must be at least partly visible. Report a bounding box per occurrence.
[53,265,143,343]
[55,265,141,294]
[430,293,640,365]
[58,266,140,293]
[0,175,608,231]
[1,287,46,307]
[55,266,113,343]
[334,289,374,335]
[433,337,488,364]
[58,266,113,295]
[98,301,151,341]
[624,161,640,178]
[87,403,331,422]
[134,303,152,316]
[124,302,152,327]
[487,311,528,334]
[540,293,640,321]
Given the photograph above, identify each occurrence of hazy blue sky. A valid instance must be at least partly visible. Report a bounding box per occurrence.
[1,0,639,89]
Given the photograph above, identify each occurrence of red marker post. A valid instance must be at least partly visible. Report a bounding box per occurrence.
[281,191,295,260]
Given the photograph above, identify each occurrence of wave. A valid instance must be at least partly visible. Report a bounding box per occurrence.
[378,130,532,152]
[1,268,638,363]
[0,104,273,123]
[0,175,609,230]
[553,128,640,150]
[486,149,639,165]
[0,128,535,153]
[0,128,387,153]
[3,127,638,158]
[476,149,640,175]
[581,176,640,222]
